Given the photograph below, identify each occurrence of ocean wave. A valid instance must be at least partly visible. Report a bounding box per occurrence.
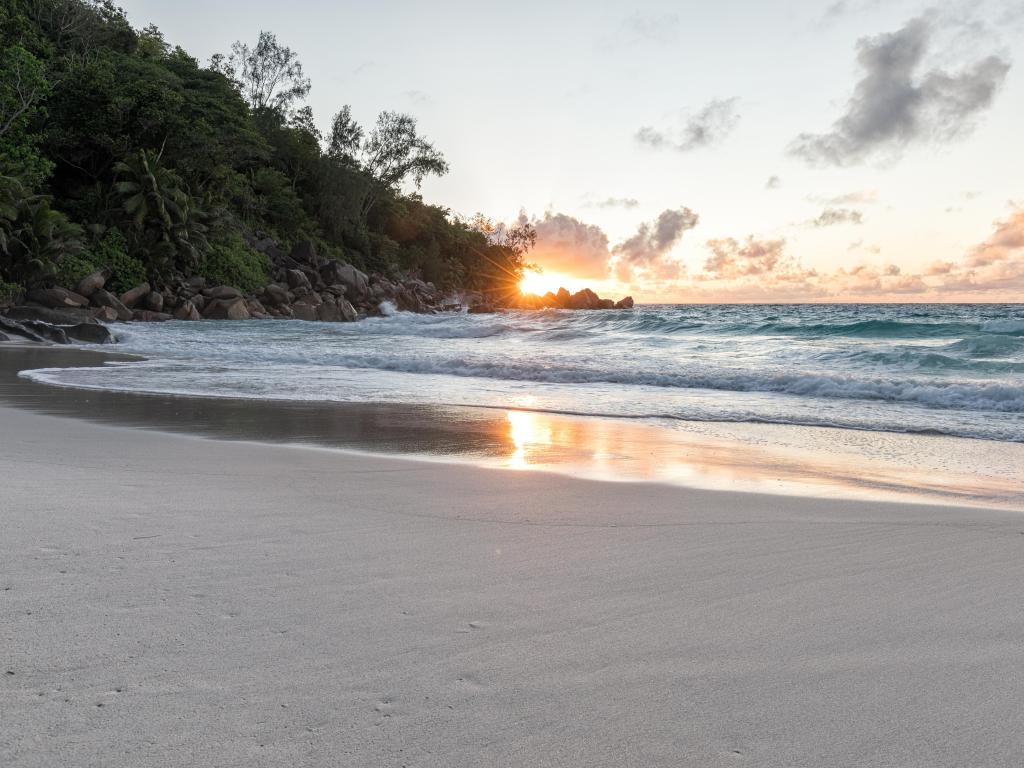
[979,319,1024,335]
[747,319,981,339]
[944,334,1024,357]
[308,353,1024,413]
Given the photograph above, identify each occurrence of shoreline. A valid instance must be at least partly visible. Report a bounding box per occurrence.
[4,367,1024,766]
[3,344,1023,511]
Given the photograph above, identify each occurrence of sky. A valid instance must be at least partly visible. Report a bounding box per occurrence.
[119,0,1024,302]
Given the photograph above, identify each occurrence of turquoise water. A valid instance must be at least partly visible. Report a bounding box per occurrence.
[22,303,1024,442]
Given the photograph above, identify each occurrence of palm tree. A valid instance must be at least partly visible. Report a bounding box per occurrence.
[0,174,84,287]
[113,148,208,278]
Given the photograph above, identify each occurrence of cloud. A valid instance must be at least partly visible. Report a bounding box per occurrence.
[530,212,612,280]
[589,197,640,210]
[811,207,865,227]
[765,175,782,190]
[848,240,881,254]
[613,208,699,281]
[790,16,1010,166]
[819,0,885,25]
[621,11,681,44]
[668,205,1024,301]
[636,98,740,153]
[965,207,1024,267]
[703,237,789,279]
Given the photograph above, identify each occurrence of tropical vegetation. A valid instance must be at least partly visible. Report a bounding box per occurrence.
[0,0,534,305]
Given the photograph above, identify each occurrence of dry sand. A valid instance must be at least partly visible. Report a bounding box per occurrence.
[3,401,1024,767]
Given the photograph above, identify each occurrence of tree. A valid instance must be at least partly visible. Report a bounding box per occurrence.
[0,44,52,186]
[327,105,363,163]
[0,174,84,287]
[112,148,207,277]
[211,31,310,116]
[359,111,448,216]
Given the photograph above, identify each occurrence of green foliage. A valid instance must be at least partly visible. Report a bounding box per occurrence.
[54,251,96,289]
[198,233,269,293]
[87,229,145,293]
[0,281,22,305]
[113,149,207,279]
[0,1,528,301]
[0,174,84,287]
[0,44,52,186]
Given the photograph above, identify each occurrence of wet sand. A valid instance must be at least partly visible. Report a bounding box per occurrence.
[3,345,1024,766]
[4,346,1024,510]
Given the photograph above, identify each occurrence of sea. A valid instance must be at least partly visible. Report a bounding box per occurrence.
[21,303,1024,444]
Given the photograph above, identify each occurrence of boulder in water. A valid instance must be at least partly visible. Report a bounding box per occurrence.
[202,297,249,320]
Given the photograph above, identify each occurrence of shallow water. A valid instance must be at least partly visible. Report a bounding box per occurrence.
[20,303,1024,442]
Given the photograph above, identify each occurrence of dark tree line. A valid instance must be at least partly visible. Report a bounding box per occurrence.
[0,0,533,303]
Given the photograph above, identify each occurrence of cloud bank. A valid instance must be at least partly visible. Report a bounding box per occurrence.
[530,212,612,280]
[613,208,699,281]
[790,16,1010,165]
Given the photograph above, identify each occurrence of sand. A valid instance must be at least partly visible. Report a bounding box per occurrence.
[3,399,1024,766]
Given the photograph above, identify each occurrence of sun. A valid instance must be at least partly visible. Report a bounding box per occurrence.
[519,270,579,296]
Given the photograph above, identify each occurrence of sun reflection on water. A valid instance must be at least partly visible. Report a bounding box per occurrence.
[506,410,553,469]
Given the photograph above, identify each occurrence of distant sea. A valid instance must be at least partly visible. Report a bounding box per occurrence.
[21,304,1024,443]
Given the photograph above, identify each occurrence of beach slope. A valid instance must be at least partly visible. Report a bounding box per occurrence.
[2,403,1024,767]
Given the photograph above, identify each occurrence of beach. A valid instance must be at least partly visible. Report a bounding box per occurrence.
[4,351,1024,767]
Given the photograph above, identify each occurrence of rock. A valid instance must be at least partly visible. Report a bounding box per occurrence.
[0,330,8,342]
[290,240,319,266]
[468,302,496,314]
[5,305,97,325]
[290,301,318,321]
[75,268,111,298]
[335,264,369,300]
[556,287,571,307]
[90,289,132,321]
[64,323,113,344]
[247,298,268,316]
[120,282,151,308]
[173,301,201,321]
[20,320,68,344]
[26,287,89,309]
[316,299,342,322]
[319,260,349,287]
[286,269,312,291]
[596,298,615,309]
[131,310,172,322]
[202,297,250,320]
[252,237,278,254]
[614,296,634,309]
[144,291,164,312]
[339,299,358,322]
[568,288,600,310]
[261,283,290,307]
[185,276,206,292]
[263,244,287,264]
[0,316,46,343]
[540,292,560,308]
[191,294,206,311]
[92,306,119,323]
[203,285,242,300]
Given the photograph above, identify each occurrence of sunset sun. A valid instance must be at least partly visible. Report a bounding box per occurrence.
[519,270,579,296]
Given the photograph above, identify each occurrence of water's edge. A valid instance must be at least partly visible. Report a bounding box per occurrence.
[4,345,1023,511]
